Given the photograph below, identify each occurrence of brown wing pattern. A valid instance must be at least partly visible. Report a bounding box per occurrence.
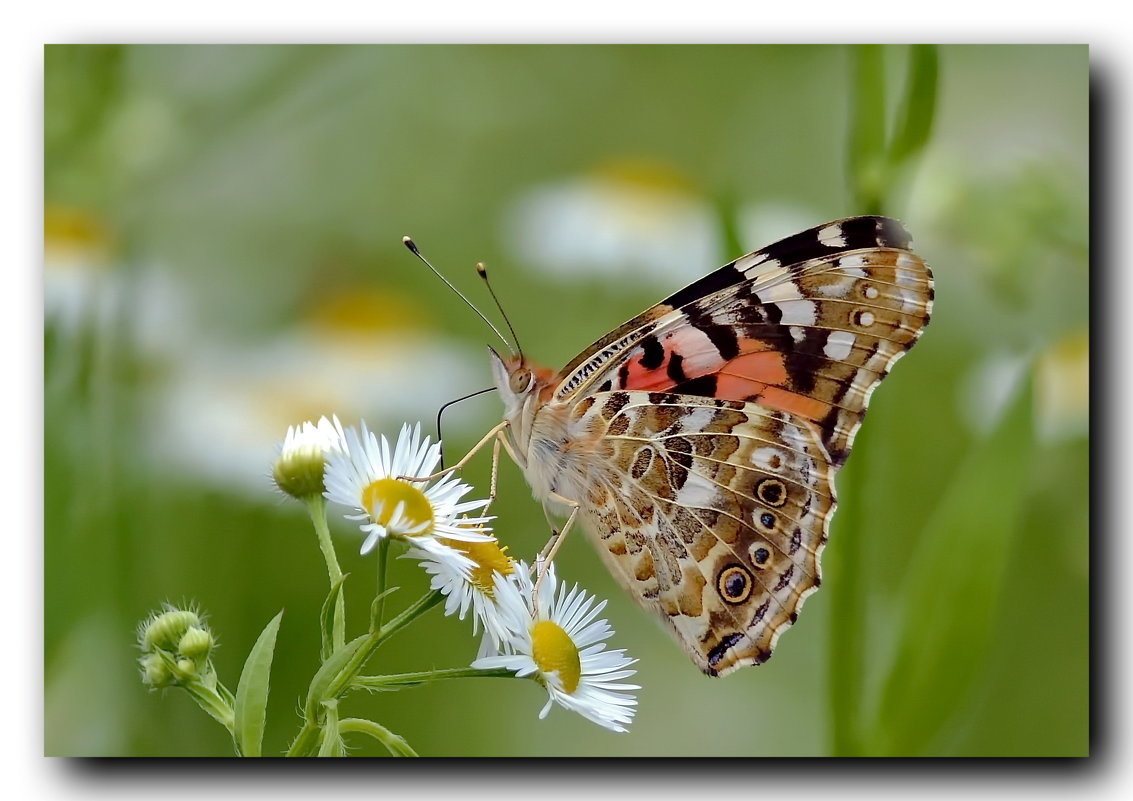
[571,390,836,676]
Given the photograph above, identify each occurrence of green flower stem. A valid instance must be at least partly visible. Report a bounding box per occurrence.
[374,587,445,642]
[828,429,874,756]
[317,700,343,757]
[182,679,235,735]
[287,589,444,757]
[353,666,517,690]
[326,589,445,700]
[215,675,236,709]
[287,719,320,757]
[373,535,391,630]
[307,495,345,652]
[339,718,418,757]
[847,44,888,215]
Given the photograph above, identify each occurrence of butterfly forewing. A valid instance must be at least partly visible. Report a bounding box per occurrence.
[554,216,932,468]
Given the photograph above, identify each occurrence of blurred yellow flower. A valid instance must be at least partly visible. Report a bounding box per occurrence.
[1034,331,1088,442]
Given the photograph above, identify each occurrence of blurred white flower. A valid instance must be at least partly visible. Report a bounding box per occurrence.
[960,349,1031,435]
[504,161,718,284]
[146,282,486,496]
[736,201,824,256]
[959,333,1088,443]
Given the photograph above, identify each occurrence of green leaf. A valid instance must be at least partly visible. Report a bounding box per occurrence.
[319,572,350,661]
[305,634,367,718]
[869,379,1036,755]
[888,45,939,166]
[233,610,284,757]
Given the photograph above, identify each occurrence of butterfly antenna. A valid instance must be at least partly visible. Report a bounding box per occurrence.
[435,386,498,470]
[402,236,514,352]
[476,262,524,361]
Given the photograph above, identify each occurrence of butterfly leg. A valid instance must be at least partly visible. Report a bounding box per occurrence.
[532,492,581,614]
[483,436,501,512]
[399,420,509,483]
[484,426,528,515]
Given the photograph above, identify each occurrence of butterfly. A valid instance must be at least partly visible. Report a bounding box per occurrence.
[479,216,933,676]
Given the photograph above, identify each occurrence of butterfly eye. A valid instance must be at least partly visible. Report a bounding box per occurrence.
[509,367,533,394]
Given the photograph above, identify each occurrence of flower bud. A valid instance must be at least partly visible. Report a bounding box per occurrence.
[273,417,346,500]
[140,608,201,653]
[178,625,214,664]
[140,653,172,688]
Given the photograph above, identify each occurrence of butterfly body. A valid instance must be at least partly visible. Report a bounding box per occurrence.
[490,216,933,676]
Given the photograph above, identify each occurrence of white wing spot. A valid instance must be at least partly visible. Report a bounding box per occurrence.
[863,285,880,299]
[778,299,818,326]
[674,470,719,510]
[823,330,856,361]
[815,274,859,298]
[756,281,803,304]
[818,224,846,247]
[736,253,782,276]
[752,448,782,471]
[899,288,921,313]
[896,252,919,271]
[857,310,876,327]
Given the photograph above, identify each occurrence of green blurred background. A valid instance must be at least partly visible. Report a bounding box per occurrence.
[44,44,1088,757]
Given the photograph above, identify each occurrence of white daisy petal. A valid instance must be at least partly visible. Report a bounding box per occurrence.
[472,561,639,732]
[323,419,493,556]
[405,532,517,651]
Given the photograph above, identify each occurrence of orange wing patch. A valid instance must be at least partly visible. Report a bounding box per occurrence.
[753,386,832,421]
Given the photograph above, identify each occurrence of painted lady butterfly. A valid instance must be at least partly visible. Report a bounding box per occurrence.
[471,216,932,676]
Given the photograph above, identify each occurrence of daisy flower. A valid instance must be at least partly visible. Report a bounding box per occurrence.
[272,415,347,500]
[406,530,517,652]
[473,562,639,732]
[324,421,493,555]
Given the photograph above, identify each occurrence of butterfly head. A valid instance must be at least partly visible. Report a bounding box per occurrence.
[488,347,556,441]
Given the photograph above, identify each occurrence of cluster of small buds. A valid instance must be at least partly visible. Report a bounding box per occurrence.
[137,605,216,688]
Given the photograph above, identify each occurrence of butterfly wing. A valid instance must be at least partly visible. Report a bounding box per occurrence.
[554,215,933,468]
[544,216,932,673]
[568,391,835,676]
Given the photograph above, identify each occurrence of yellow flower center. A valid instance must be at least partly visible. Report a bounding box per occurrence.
[440,537,514,597]
[361,478,433,533]
[531,620,581,694]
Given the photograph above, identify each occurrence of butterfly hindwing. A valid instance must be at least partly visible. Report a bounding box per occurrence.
[568,391,835,676]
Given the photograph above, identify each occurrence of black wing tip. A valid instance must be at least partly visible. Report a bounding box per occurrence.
[822,216,912,250]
